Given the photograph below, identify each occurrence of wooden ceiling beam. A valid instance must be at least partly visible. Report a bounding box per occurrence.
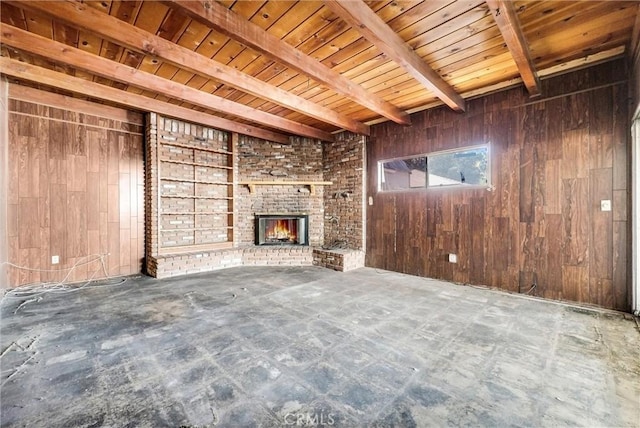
[163,0,410,126]
[485,0,541,97]
[4,0,368,136]
[0,24,333,141]
[323,0,466,113]
[0,57,292,144]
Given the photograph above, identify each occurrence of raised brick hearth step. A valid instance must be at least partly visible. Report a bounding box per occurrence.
[312,248,365,272]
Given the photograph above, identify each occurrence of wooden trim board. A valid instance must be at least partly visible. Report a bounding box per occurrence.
[9,84,144,126]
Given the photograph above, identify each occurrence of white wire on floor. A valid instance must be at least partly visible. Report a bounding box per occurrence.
[1,253,127,299]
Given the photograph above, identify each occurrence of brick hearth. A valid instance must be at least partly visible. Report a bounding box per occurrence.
[147,246,365,279]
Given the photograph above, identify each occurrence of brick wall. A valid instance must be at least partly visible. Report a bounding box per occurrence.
[323,131,366,250]
[235,135,325,246]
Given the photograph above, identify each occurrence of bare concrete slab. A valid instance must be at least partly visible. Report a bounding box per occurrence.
[1,266,638,427]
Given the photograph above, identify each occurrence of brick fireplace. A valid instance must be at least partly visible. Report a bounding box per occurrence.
[235,135,325,246]
[145,114,366,278]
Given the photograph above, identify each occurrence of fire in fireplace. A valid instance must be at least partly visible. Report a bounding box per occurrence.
[255,214,309,245]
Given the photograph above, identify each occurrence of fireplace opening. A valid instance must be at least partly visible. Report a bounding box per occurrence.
[255,214,309,246]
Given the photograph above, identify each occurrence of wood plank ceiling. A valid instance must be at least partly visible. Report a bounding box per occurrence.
[1,0,638,142]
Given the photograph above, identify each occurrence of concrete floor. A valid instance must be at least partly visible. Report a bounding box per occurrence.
[1,266,638,427]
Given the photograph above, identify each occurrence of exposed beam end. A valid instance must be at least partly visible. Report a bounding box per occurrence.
[434,90,467,113]
[353,122,372,136]
[393,111,412,126]
[375,101,411,125]
[447,101,466,113]
[525,82,542,98]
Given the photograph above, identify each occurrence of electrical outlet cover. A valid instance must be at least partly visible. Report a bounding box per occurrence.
[51,255,60,264]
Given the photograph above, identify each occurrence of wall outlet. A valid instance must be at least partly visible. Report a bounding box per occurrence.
[368,196,373,206]
[448,254,457,263]
[51,255,59,265]
[600,200,611,212]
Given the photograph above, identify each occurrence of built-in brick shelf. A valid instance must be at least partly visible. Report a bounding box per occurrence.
[147,246,364,279]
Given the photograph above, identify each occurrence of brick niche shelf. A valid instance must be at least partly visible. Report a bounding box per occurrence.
[146,114,235,277]
[157,124,233,253]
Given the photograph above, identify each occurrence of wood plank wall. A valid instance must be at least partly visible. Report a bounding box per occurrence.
[5,85,145,287]
[366,59,631,311]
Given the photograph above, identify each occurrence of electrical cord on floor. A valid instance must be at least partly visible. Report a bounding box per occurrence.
[1,253,127,300]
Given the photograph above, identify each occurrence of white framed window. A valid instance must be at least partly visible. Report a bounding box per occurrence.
[378,144,490,192]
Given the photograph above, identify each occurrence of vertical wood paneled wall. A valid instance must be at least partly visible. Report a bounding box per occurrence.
[5,85,145,287]
[367,59,631,311]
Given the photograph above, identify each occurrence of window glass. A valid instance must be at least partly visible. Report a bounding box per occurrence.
[378,145,489,191]
[427,147,489,187]
[379,157,427,191]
